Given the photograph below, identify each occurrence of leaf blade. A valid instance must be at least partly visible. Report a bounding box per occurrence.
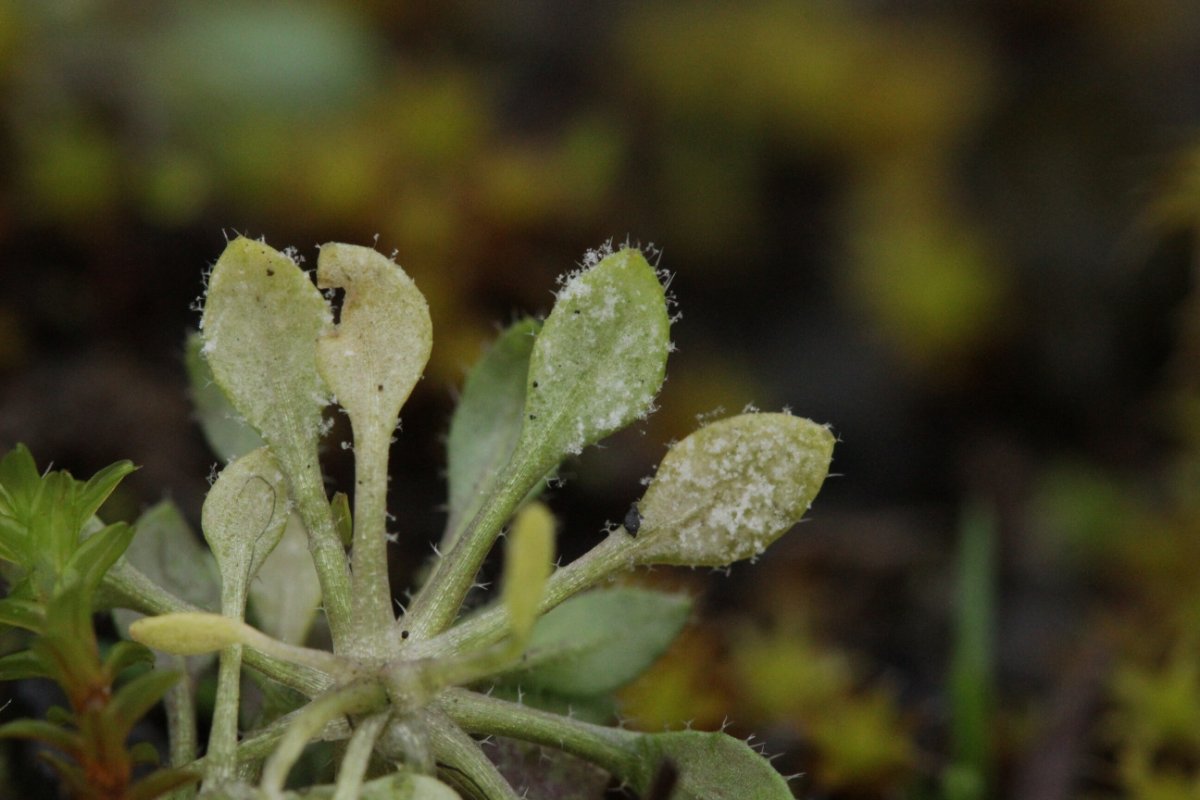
[517,248,670,471]
[500,587,691,696]
[314,242,431,445]
[630,730,794,800]
[444,319,539,549]
[185,330,264,461]
[634,413,835,567]
[249,512,322,646]
[200,236,331,466]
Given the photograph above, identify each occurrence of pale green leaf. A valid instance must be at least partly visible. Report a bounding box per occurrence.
[249,512,322,646]
[500,587,690,696]
[314,242,431,446]
[202,448,290,612]
[199,236,331,479]
[628,730,794,800]
[117,500,219,626]
[185,331,264,461]
[517,248,670,472]
[444,318,538,549]
[633,413,835,567]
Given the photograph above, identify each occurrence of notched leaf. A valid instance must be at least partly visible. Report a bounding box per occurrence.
[315,242,431,444]
[634,413,834,567]
[200,237,331,470]
[518,248,670,470]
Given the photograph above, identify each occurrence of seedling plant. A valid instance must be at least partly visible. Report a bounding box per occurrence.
[0,238,834,799]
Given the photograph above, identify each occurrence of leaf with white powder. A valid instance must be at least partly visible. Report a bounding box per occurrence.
[200,237,331,478]
[632,413,834,567]
[517,248,670,474]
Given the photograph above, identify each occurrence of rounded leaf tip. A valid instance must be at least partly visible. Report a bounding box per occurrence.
[128,612,247,656]
[634,413,834,567]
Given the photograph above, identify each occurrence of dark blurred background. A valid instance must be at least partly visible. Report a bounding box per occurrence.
[2,2,1200,798]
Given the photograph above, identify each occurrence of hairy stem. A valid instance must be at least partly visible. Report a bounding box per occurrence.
[425,708,521,800]
[407,530,635,657]
[202,643,244,790]
[105,561,333,696]
[402,459,543,641]
[348,431,395,652]
[188,705,355,773]
[259,681,388,799]
[437,688,637,779]
[162,655,197,800]
[287,456,354,652]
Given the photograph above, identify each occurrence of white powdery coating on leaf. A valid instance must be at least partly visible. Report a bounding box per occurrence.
[523,248,670,462]
[200,238,332,448]
[636,413,835,567]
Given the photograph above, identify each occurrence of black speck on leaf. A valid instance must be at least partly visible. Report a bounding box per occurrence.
[624,503,642,535]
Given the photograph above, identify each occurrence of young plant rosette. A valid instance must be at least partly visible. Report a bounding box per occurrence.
[110,238,832,798]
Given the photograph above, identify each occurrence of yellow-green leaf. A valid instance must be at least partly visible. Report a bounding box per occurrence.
[129,612,248,656]
[315,243,431,446]
[185,331,264,461]
[502,502,556,642]
[633,413,834,567]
